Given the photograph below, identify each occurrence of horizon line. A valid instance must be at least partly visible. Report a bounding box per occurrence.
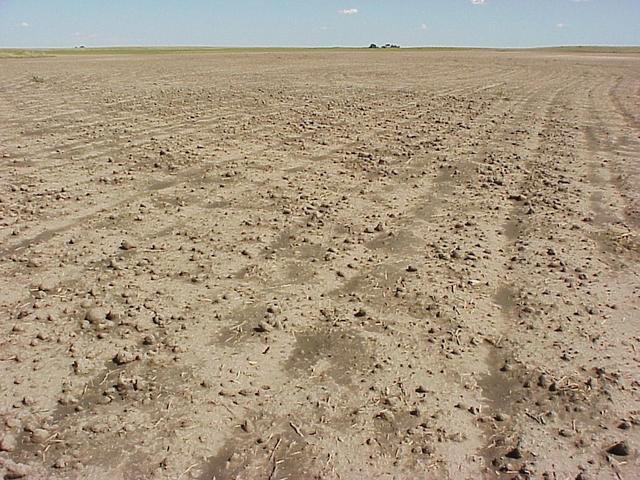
[2,43,640,51]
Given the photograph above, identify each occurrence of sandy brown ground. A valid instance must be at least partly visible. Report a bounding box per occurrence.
[0,50,639,480]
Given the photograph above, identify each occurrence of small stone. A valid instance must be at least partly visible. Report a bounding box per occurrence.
[406,265,418,273]
[607,441,630,456]
[354,308,367,318]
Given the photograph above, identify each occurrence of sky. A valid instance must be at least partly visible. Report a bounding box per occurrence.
[0,0,638,49]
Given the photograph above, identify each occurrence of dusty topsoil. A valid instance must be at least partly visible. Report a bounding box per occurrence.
[0,49,639,480]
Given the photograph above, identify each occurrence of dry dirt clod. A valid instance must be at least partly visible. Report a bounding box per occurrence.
[31,428,50,444]
[241,419,254,433]
[354,308,367,318]
[0,434,17,452]
[537,374,550,388]
[113,350,138,365]
[38,278,57,292]
[120,239,136,250]
[85,308,106,324]
[606,441,631,456]
[254,322,272,333]
[376,410,395,422]
[1,459,33,479]
[618,420,632,430]
[505,447,523,459]
[559,429,573,438]
[508,193,527,202]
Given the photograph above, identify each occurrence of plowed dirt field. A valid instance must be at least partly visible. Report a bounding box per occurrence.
[1,49,639,479]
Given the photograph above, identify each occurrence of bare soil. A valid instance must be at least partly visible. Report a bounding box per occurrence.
[0,50,639,480]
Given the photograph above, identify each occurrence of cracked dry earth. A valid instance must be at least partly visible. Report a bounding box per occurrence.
[0,50,639,480]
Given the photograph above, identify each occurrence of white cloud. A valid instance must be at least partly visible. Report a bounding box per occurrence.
[338,8,358,15]
[421,23,428,31]
[471,0,487,4]
[19,21,29,28]
[556,22,568,28]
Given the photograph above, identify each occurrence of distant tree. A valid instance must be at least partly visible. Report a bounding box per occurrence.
[369,43,378,49]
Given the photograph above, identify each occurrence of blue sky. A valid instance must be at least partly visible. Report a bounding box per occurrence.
[0,0,638,48]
